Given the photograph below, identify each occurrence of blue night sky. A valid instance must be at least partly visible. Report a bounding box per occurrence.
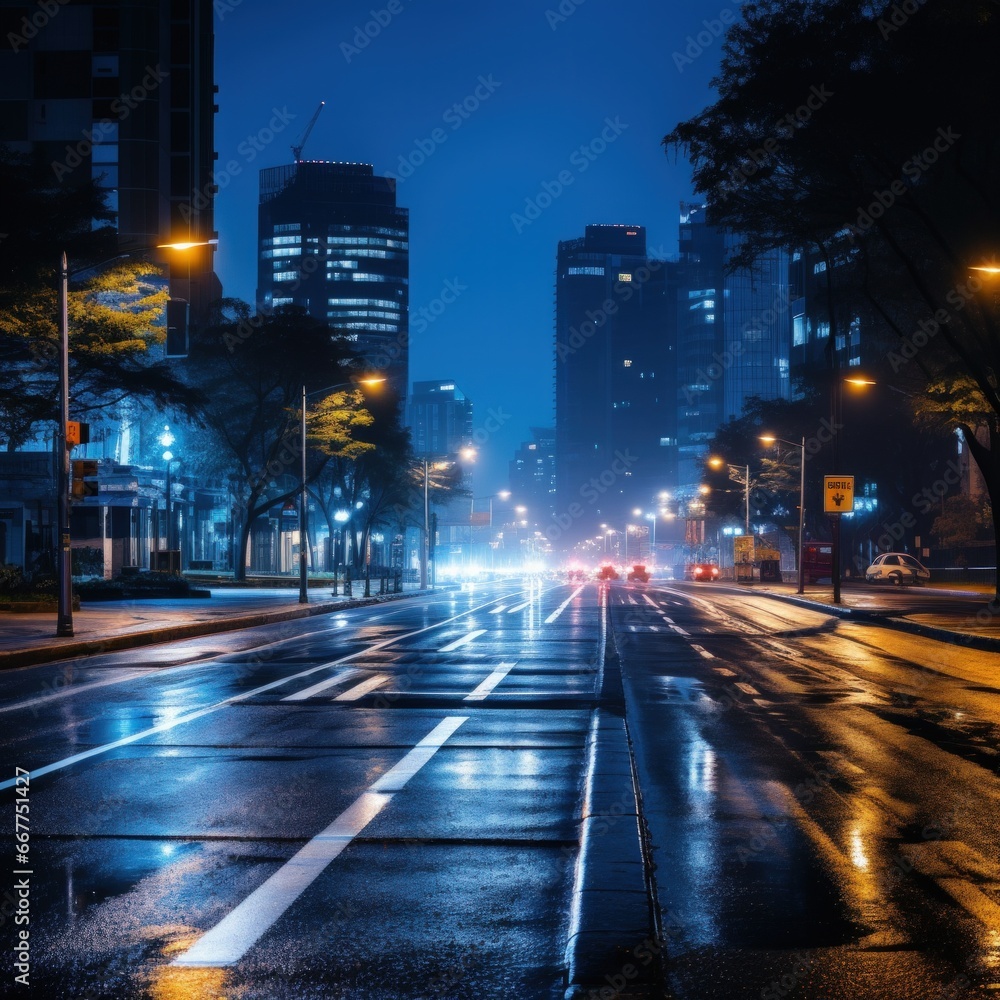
[214,0,730,493]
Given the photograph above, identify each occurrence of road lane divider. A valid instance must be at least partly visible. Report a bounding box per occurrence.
[489,605,508,614]
[544,585,586,624]
[281,667,359,702]
[464,662,517,702]
[172,716,469,967]
[438,629,487,652]
[335,675,388,701]
[506,601,530,613]
[0,593,515,792]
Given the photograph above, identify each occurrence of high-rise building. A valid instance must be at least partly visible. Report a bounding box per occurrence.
[554,225,676,548]
[675,204,791,485]
[0,0,220,328]
[257,161,409,391]
[509,427,556,527]
[407,380,473,457]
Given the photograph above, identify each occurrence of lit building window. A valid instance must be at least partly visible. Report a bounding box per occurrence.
[618,273,632,282]
[273,270,299,282]
[623,359,632,367]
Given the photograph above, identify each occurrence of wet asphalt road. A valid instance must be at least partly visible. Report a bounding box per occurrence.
[614,582,1000,1000]
[2,580,999,998]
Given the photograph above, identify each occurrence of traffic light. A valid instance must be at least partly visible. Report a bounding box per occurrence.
[71,459,99,498]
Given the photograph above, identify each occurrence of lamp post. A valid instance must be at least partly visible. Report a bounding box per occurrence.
[709,457,751,533]
[418,446,476,591]
[159,425,177,557]
[55,239,214,637]
[831,376,876,602]
[760,434,806,594]
[298,378,384,603]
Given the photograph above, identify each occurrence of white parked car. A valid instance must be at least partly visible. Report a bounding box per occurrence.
[864,552,931,585]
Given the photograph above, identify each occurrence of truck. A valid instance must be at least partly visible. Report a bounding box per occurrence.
[733,535,782,582]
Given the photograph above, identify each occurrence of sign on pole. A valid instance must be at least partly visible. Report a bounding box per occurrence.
[823,475,854,514]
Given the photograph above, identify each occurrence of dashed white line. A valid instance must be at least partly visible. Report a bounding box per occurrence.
[334,675,388,701]
[464,661,517,702]
[438,629,486,652]
[690,644,714,659]
[489,605,508,615]
[507,601,530,613]
[544,585,586,624]
[281,667,359,702]
[642,594,658,607]
[172,716,469,967]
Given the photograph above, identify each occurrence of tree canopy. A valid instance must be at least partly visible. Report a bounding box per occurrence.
[664,0,1000,583]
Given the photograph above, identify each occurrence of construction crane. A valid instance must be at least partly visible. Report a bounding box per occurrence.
[291,101,325,162]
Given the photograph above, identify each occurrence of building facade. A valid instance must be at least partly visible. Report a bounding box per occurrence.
[257,161,409,392]
[0,0,219,576]
[554,224,676,548]
[675,204,791,485]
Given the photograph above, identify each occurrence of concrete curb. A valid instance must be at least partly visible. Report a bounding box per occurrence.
[0,590,421,671]
[727,586,1000,653]
[564,600,659,1000]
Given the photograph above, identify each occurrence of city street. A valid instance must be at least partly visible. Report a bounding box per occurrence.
[2,580,999,998]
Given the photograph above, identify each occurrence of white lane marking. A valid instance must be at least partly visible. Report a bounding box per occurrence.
[438,629,486,652]
[506,601,530,613]
[661,615,674,624]
[334,675,388,701]
[627,595,638,605]
[544,585,586,624]
[489,605,508,615]
[173,716,468,967]
[464,661,517,702]
[642,594,658,607]
[690,644,714,659]
[735,682,760,696]
[281,667,359,702]
[0,594,507,792]
[669,624,690,636]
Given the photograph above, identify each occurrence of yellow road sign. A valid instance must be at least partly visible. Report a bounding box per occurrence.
[824,475,854,514]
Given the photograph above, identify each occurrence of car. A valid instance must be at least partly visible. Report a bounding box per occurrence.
[864,552,930,585]
[627,564,650,583]
[684,562,720,582]
[596,564,620,581]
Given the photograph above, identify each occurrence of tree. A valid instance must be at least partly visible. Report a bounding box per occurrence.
[184,301,375,580]
[663,0,1000,592]
[0,144,200,448]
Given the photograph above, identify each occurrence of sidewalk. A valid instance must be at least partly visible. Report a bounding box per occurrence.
[723,579,1000,650]
[0,585,421,670]
[2,579,998,672]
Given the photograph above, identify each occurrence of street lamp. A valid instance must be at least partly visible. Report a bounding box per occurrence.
[830,376,876,602]
[760,434,806,594]
[298,377,384,603]
[708,457,751,533]
[55,239,215,636]
[420,446,476,590]
[159,424,177,556]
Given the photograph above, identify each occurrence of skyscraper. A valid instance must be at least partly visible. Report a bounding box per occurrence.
[0,0,220,327]
[257,161,409,391]
[554,225,676,548]
[675,204,791,485]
